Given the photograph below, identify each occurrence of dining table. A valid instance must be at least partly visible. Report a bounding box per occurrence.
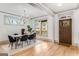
[9,32,36,49]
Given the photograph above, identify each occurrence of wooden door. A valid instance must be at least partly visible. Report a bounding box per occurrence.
[59,19,72,45]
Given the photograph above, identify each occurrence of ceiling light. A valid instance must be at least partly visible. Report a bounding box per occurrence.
[57,3,63,7]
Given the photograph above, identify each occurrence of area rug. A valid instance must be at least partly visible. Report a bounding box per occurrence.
[1,40,41,56]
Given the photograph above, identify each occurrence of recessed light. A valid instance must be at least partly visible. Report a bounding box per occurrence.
[57,3,63,7]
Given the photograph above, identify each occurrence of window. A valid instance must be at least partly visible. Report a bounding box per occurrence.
[35,20,48,36]
[4,15,26,25]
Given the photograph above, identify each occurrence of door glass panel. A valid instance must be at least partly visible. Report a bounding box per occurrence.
[41,20,48,36]
[63,21,70,27]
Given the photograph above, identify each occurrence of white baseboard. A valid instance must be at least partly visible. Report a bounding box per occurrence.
[37,36,54,42]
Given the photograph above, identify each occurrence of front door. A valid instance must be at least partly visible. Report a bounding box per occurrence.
[59,19,72,45]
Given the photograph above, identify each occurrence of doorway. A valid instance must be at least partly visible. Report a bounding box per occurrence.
[59,19,72,45]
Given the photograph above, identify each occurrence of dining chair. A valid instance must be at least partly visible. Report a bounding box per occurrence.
[33,33,36,42]
[8,35,16,49]
[33,33,36,39]
[20,35,28,47]
[28,33,36,44]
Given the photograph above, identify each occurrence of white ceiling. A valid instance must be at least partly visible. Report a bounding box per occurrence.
[0,3,78,18]
[0,3,48,18]
[43,3,78,13]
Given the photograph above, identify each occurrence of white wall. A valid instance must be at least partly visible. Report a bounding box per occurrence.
[54,9,79,46]
[73,9,79,46]
[54,14,59,43]
[0,12,27,41]
[47,15,54,41]
[0,4,29,41]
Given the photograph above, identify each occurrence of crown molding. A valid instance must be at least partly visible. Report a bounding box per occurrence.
[0,10,21,17]
[31,15,48,19]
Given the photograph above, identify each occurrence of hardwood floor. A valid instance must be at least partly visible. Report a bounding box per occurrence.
[11,40,79,56]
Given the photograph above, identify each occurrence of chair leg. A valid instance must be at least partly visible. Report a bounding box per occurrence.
[24,40,28,45]
[8,43,10,47]
[29,40,31,44]
[27,40,30,44]
[27,41,28,45]
[25,40,27,43]
[15,43,17,49]
[21,41,23,48]
[11,43,13,49]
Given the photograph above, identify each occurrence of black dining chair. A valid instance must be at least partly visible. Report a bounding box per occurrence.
[13,33,20,48]
[20,35,28,47]
[28,33,36,43]
[8,35,16,49]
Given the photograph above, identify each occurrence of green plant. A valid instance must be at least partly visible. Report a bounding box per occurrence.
[27,25,32,32]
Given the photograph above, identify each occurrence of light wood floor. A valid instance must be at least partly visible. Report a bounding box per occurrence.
[11,40,79,56]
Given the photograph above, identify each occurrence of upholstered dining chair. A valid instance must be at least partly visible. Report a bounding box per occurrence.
[20,35,28,47]
[28,33,36,43]
[8,35,16,49]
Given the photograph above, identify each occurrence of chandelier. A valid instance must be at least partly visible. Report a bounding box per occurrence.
[20,10,31,21]
[19,10,31,24]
